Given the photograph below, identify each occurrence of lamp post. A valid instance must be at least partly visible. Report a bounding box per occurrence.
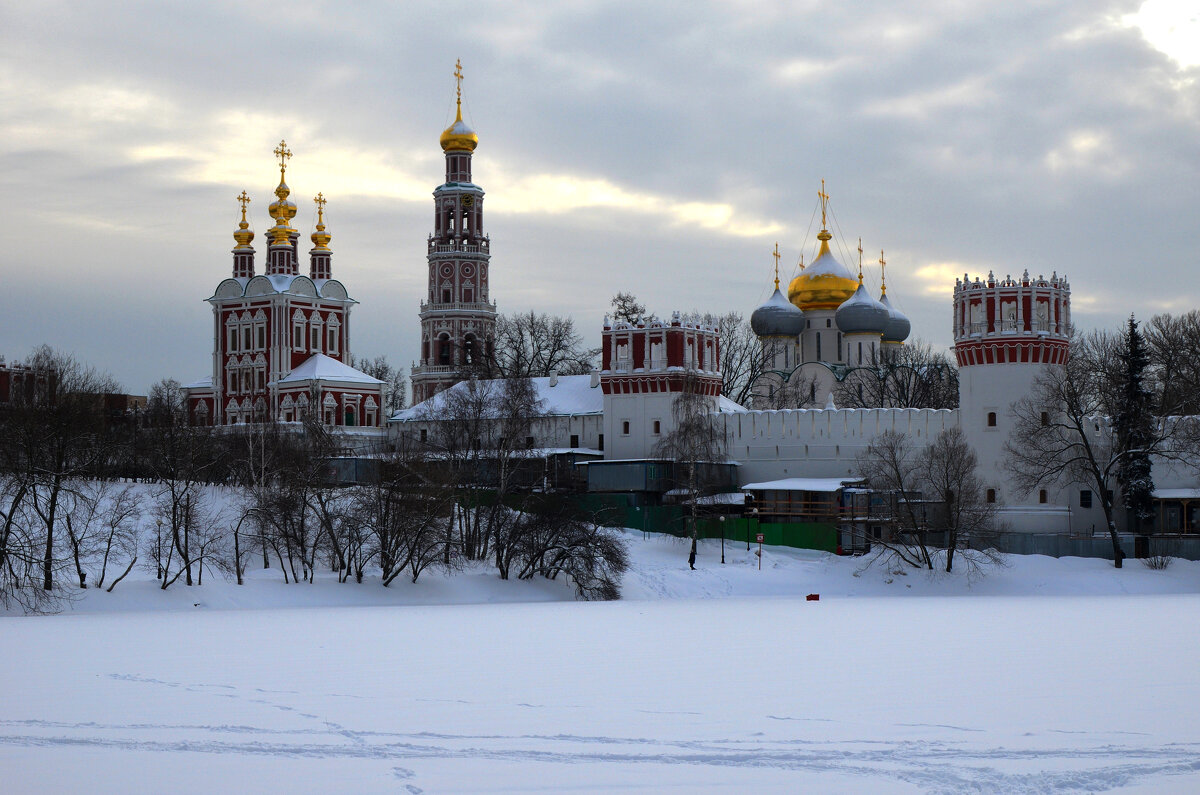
[719,515,726,564]
[748,507,758,551]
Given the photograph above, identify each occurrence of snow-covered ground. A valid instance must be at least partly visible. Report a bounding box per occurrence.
[3,535,1200,793]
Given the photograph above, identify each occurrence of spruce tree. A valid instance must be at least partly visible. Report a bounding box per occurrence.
[1115,315,1155,531]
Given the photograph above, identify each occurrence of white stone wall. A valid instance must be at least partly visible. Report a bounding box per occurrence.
[603,391,678,460]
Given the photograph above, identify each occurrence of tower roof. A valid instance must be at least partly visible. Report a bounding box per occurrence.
[440,59,478,152]
[751,288,805,337]
[836,283,890,335]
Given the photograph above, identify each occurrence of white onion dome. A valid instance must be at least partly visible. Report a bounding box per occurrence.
[751,288,805,337]
[836,283,890,335]
[879,292,911,343]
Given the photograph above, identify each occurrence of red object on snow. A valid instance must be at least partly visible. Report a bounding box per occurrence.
[806,594,820,601]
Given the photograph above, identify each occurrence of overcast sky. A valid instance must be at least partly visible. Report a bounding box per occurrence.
[1,0,1197,394]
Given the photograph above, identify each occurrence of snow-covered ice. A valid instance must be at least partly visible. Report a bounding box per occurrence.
[2,534,1199,793]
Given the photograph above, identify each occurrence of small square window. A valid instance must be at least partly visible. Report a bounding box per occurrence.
[987,412,997,427]
[1039,489,1048,504]
[598,434,604,451]
[570,434,579,449]
[653,420,661,435]
[986,488,996,504]
[622,421,630,435]
[1080,490,1092,508]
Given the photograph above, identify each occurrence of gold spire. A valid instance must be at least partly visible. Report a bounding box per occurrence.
[857,237,864,284]
[440,59,479,152]
[880,250,888,295]
[816,179,832,249]
[233,190,254,249]
[268,139,298,245]
[310,192,331,251]
[772,242,781,290]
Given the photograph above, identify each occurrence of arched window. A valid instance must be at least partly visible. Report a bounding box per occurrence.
[987,412,997,427]
[438,334,451,366]
[463,334,477,364]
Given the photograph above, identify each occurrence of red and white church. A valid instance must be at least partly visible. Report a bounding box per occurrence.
[183,142,385,428]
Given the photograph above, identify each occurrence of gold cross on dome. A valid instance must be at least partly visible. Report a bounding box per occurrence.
[818,178,829,229]
[314,192,327,224]
[274,139,292,171]
[772,242,781,289]
[454,59,464,103]
[237,190,251,214]
[857,237,864,281]
[880,250,888,294]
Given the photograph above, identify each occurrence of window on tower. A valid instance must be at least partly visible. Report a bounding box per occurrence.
[243,328,251,350]
[311,326,321,352]
[257,326,266,350]
[328,327,338,354]
[294,325,304,350]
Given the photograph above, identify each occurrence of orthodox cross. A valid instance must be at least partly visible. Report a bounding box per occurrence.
[237,190,251,222]
[314,192,327,223]
[880,250,888,295]
[772,242,781,289]
[857,237,864,281]
[274,139,292,173]
[818,178,829,229]
[454,59,464,105]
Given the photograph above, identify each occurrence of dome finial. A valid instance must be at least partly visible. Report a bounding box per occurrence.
[880,250,887,295]
[273,139,292,191]
[857,237,864,284]
[233,190,254,249]
[772,242,781,290]
[311,192,331,251]
[818,178,829,230]
[441,59,479,152]
[454,58,465,122]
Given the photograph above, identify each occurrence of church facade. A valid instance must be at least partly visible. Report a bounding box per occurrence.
[183,142,384,428]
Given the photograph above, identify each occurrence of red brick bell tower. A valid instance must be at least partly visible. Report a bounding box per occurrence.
[410,60,497,404]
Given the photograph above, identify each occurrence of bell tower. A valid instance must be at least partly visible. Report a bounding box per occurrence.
[411,60,497,405]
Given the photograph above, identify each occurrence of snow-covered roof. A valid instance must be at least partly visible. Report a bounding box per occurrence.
[1153,489,1200,500]
[718,395,747,413]
[275,354,384,386]
[182,376,213,390]
[391,374,602,422]
[742,477,863,492]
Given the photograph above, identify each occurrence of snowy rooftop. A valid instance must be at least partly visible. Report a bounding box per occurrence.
[742,477,864,492]
[182,376,213,390]
[275,354,384,386]
[391,374,603,422]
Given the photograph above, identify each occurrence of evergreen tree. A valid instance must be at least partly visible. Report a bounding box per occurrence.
[1115,315,1155,531]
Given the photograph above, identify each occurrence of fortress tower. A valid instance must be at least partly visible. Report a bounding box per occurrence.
[954,269,1071,530]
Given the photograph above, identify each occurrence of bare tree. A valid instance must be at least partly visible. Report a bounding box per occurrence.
[914,427,1001,573]
[1145,310,1200,415]
[351,354,408,414]
[855,429,934,569]
[654,370,726,570]
[1004,333,1193,568]
[835,341,959,410]
[483,311,598,380]
[610,292,651,325]
[0,346,121,595]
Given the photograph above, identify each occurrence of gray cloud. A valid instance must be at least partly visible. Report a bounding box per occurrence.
[0,0,1196,393]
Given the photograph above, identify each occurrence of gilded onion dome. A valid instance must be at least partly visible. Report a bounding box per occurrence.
[787,229,859,311]
[232,190,254,250]
[751,288,805,337]
[441,59,478,152]
[311,192,331,251]
[836,282,890,335]
[267,140,298,245]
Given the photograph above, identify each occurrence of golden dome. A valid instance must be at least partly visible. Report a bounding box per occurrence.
[440,105,478,152]
[310,193,331,251]
[787,230,859,311]
[441,59,478,152]
[233,190,254,250]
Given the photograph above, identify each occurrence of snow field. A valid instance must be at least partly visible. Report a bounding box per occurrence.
[2,534,1200,793]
